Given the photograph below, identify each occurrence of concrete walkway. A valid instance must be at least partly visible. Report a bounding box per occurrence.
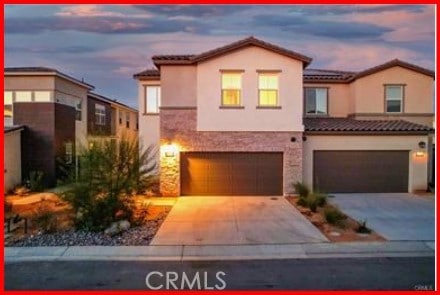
[330,193,435,241]
[151,196,328,245]
[5,241,434,262]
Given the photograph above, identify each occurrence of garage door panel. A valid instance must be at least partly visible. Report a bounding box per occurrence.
[314,151,408,193]
[181,152,283,196]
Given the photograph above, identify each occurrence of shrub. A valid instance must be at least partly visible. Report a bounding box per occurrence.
[293,182,310,199]
[33,202,58,233]
[356,220,372,234]
[315,193,327,207]
[28,171,45,192]
[324,207,347,226]
[62,136,157,231]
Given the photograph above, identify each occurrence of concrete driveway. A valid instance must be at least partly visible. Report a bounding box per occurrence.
[151,196,328,245]
[330,193,435,241]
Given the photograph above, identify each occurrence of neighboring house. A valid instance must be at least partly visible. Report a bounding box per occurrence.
[134,37,434,196]
[87,92,138,144]
[4,67,138,188]
[4,126,24,193]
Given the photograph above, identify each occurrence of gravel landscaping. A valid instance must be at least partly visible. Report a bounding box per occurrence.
[6,206,171,247]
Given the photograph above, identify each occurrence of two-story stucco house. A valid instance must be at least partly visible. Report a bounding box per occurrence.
[134,37,434,197]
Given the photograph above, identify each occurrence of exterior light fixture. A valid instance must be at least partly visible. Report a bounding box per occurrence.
[415,151,425,157]
[163,143,178,157]
[418,141,426,149]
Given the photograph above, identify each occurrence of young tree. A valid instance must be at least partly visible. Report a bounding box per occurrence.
[62,136,158,231]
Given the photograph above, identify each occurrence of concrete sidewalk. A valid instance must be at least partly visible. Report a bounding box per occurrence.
[5,241,434,262]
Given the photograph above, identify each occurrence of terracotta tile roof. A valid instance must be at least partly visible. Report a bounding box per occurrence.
[304,117,433,134]
[304,68,356,83]
[133,69,161,80]
[353,59,435,80]
[151,36,312,67]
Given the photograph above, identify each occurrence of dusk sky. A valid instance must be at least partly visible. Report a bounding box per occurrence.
[5,4,435,108]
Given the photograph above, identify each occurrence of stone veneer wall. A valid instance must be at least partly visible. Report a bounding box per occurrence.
[159,108,303,196]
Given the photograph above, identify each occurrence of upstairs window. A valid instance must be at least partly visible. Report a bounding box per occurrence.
[126,112,130,129]
[221,73,242,106]
[15,91,32,102]
[76,101,82,121]
[258,73,279,106]
[305,88,328,115]
[385,85,404,113]
[4,91,13,118]
[95,104,106,125]
[34,91,51,102]
[145,86,161,114]
[119,111,123,125]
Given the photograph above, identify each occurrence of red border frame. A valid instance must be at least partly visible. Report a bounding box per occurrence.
[1,2,437,294]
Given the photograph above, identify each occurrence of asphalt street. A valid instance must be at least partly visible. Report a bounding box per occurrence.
[5,257,434,290]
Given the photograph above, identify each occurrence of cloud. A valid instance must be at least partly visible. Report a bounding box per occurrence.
[253,14,392,39]
[56,5,152,18]
[5,16,210,35]
[133,5,252,17]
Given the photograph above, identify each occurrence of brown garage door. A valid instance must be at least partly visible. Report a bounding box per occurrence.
[181,152,283,196]
[313,150,409,193]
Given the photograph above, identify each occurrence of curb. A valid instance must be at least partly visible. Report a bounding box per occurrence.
[5,241,435,262]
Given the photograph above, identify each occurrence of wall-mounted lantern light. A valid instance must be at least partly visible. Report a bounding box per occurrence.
[418,141,426,149]
[415,151,425,157]
[163,143,178,157]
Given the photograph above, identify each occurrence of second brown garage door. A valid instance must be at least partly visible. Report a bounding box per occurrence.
[181,152,283,196]
[313,150,409,193]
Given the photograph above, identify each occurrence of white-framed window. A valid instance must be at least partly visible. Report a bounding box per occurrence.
[385,85,404,113]
[145,86,161,114]
[34,91,51,102]
[4,91,13,117]
[221,73,242,106]
[258,73,279,106]
[126,112,130,129]
[119,110,123,125]
[95,104,106,125]
[15,91,32,102]
[65,142,73,164]
[305,88,328,115]
[76,101,82,121]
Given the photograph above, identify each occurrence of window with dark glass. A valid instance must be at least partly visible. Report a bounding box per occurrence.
[385,85,403,113]
[305,88,328,115]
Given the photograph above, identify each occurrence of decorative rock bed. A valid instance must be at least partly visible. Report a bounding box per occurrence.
[6,207,171,247]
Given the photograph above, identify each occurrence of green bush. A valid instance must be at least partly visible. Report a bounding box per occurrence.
[293,182,310,199]
[324,207,347,226]
[33,202,58,233]
[305,193,327,212]
[62,136,157,231]
[356,220,372,234]
[28,171,45,192]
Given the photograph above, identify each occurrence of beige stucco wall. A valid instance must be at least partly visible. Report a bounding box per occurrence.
[304,83,351,117]
[4,130,22,193]
[161,66,197,107]
[5,75,55,90]
[138,80,161,170]
[114,106,138,140]
[197,46,304,131]
[303,135,429,193]
[352,66,434,114]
